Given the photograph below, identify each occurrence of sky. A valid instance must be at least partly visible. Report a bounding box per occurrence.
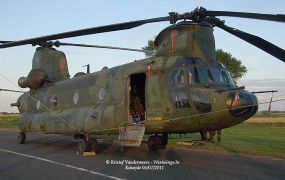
[0,0,285,112]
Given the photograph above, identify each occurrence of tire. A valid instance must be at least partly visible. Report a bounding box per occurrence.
[147,136,157,150]
[18,132,26,144]
[77,138,91,153]
[148,135,167,150]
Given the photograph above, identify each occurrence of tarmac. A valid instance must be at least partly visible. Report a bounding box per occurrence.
[0,131,284,180]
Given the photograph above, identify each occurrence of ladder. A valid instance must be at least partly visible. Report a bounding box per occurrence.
[119,121,145,147]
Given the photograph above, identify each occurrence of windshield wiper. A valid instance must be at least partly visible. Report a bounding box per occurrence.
[216,86,245,93]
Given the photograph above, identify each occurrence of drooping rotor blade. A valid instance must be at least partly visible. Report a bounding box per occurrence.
[0,88,25,93]
[251,90,278,94]
[259,98,285,105]
[216,23,285,63]
[205,10,285,23]
[0,40,146,52]
[0,15,175,49]
[58,42,146,52]
[0,41,12,43]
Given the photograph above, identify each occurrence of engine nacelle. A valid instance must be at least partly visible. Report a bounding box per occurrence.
[18,69,46,89]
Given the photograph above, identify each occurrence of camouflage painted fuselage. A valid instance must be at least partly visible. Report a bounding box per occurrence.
[17,22,258,135]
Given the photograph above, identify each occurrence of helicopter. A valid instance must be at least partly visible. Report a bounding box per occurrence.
[0,7,285,154]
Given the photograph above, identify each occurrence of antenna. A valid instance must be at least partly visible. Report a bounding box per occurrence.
[82,64,90,74]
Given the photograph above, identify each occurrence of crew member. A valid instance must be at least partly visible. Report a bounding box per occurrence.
[200,130,208,141]
[130,94,144,123]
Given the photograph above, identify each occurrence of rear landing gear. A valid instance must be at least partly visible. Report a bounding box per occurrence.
[148,133,168,150]
[17,132,26,144]
[76,134,99,154]
[77,138,91,153]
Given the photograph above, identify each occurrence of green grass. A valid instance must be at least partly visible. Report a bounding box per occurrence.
[0,115,20,128]
[170,123,285,159]
[254,112,285,117]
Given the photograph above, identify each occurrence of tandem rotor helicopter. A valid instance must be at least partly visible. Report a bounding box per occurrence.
[1,7,285,154]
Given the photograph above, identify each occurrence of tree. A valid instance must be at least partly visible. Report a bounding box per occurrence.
[142,39,247,82]
[142,39,157,58]
[216,49,247,82]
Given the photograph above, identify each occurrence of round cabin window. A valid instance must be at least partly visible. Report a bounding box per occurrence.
[73,92,79,104]
[98,87,105,101]
[36,100,41,110]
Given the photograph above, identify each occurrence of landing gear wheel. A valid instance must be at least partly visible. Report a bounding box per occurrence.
[77,138,91,154]
[17,132,26,144]
[148,136,157,150]
[147,134,168,150]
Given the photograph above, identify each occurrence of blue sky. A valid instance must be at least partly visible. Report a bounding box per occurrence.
[0,0,285,112]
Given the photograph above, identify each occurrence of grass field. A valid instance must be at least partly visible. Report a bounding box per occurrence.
[169,123,285,159]
[245,117,285,125]
[0,115,20,129]
[254,112,285,117]
[0,114,284,159]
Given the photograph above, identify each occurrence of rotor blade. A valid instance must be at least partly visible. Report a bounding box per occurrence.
[251,90,278,94]
[0,88,25,93]
[216,23,285,63]
[0,40,146,52]
[0,41,12,43]
[0,16,171,49]
[259,98,285,105]
[206,10,285,23]
[59,42,146,53]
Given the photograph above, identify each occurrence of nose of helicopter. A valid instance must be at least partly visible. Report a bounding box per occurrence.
[227,90,258,118]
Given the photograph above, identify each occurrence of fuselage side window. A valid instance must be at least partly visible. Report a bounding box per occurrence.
[169,69,178,87]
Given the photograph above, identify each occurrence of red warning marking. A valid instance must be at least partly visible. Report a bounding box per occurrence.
[232,92,240,108]
[171,31,176,52]
[147,64,151,79]
[59,58,67,73]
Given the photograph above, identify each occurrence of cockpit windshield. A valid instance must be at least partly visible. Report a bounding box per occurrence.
[209,62,235,86]
[169,58,235,88]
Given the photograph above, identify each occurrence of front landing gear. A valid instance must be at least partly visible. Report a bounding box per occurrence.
[76,134,99,155]
[148,133,168,150]
[17,132,26,144]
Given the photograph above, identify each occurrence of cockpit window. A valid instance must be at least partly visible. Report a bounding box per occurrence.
[169,58,234,88]
[187,66,196,84]
[209,67,228,84]
[170,68,187,87]
[176,69,187,86]
[212,62,235,86]
[195,60,212,84]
